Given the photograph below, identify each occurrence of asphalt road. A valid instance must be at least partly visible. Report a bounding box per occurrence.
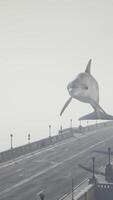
[0,125,113,200]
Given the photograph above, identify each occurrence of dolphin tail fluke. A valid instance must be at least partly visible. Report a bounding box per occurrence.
[60,97,72,116]
[79,99,112,120]
[90,99,106,114]
[79,111,113,120]
[97,104,107,114]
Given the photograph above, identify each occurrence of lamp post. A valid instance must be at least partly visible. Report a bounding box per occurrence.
[72,178,74,200]
[60,125,62,134]
[10,134,13,149]
[70,119,72,134]
[39,192,45,200]
[105,147,113,182]
[96,120,98,128]
[87,120,89,131]
[92,157,95,179]
[70,119,72,128]
[28,133,31,144]
[79,120,82,132]
[108,147,111,165]
[89,156,97,184]
[49,125,51,138]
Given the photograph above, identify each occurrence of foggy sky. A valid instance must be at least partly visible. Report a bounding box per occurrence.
[0,0,113,151]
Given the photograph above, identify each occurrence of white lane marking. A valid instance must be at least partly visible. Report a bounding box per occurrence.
[18,174,24,177]
[0,126,112,169]
[0,163,58,196]
[34,160,57,165]
[15,169,23,173]
[1,134,113,197]
[0,138,76,169]
[0,133,90,169]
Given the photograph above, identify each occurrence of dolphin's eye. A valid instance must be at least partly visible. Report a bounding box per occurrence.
[84,86,88,90]
[81,84,88,90]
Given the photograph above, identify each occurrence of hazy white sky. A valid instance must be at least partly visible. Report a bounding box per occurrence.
[0,0,113,151]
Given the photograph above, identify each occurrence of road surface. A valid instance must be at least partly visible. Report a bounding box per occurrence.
[0,125,113,200]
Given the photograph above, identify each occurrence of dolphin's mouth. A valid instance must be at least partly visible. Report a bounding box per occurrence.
[68,83,88,92]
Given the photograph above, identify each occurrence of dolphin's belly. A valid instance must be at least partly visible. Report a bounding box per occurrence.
[88,76,99,103]
[74,95,91,103]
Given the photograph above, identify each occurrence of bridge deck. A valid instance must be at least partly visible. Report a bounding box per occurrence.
[0,125,113,200]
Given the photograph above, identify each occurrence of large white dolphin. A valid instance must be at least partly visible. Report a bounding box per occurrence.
[60,60,113,120]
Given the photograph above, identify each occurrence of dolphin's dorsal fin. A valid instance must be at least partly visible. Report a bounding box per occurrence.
[85,59,92,74]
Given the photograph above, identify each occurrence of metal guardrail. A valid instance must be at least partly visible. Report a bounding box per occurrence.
[59,178,89,200]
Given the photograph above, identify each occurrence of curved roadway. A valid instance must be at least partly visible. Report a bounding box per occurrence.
[0,125,113,200]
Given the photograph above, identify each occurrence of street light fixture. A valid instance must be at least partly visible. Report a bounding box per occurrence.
[49,125,51,138]
[39,192,45,200]
[60,125,62,134]
[92,157,95,179]
[28,133,31,144]
[72,178,74,200]
[79,120,82,132]
[70,119,72,128]
[89,156,97,184]
[10,134,13,149]
[96,120,98,128]
[108,147,111,165]
[87,120,89,131]
[70,119,72,134]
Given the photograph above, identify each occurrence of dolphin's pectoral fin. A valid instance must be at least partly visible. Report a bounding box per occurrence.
[89,99,106,114]
[60,97,72,116]
[85,59,92,74]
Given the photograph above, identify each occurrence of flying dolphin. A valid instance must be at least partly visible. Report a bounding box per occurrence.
[60,59,113,120]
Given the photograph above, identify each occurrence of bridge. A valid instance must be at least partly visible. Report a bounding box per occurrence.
[0,122,113,200]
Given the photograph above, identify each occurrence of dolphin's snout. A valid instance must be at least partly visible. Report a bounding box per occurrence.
[67,83,70,90]
[68,88,73,93]
[67,81,75,90]
[67,83,73,94]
